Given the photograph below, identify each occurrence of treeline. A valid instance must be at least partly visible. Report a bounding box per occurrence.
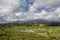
[46,22,60,26]
[0,22,60,29]
[0,22,34,29]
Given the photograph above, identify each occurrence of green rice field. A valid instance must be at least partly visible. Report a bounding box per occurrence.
[0,25,60,40]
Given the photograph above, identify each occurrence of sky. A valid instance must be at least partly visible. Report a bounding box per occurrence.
[0,0,60,23]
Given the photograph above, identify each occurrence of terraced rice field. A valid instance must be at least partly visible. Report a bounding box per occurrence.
[0,25,60,40]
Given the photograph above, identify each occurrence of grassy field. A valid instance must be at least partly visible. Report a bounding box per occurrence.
[0,25,60,40]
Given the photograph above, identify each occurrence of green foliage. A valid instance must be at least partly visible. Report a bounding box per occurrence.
[0,25,60,40]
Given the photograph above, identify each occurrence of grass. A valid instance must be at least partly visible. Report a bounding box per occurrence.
[0,25,60,40]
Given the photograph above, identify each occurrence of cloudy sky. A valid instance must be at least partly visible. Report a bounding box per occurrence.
[0,0,60,23]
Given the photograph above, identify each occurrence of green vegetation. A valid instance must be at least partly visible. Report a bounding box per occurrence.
[0,24,60,40]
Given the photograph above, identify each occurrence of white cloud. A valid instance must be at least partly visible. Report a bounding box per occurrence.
[29,0,60,12]
[5,8,60,22]
[0,0,23,16]
[0,0,60,22]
